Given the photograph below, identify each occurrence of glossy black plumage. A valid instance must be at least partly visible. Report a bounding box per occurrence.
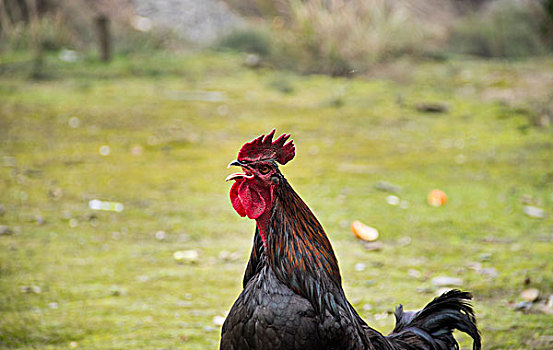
[221,176,481,350]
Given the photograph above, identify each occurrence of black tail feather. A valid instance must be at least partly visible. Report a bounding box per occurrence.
[387,290,481,350]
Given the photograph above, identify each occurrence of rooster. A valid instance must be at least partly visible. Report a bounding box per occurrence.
[221,130,481,350]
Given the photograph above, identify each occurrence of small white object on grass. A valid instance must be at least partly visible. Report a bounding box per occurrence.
[68,117,80,128]
[213,315,226,326]
[99,145,111,156]
[386,195,400,206]
[89,200,124,212]
[155,231,166,240]
[431,276,463,287]
[408,269,421,278]
[174,250,199,264]
[523,206,545,219]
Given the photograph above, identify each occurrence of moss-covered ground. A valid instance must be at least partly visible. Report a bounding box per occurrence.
[1,51,552,349]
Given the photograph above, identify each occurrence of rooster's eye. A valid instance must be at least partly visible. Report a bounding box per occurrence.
[258,165,271,175]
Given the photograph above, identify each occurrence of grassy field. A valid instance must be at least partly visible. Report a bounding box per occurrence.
[1,51,553,349]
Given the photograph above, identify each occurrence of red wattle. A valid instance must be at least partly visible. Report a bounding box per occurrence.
[238,181,266,219]
[230,181,246,217]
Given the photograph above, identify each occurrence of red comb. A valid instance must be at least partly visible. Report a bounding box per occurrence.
[237,129,295,165]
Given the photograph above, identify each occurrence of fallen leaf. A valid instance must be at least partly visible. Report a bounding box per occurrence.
[428,189,447,207]
[351,221,379,242]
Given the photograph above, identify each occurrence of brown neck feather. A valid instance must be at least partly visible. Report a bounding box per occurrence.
[266,179,343,304]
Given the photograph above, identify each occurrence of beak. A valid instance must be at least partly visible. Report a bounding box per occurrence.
[227,160,244,168]
[226,160,253,182]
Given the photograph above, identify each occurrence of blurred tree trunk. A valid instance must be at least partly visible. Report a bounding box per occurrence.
[96,14,111,62]
[0,0,14,33]
[23,0,44,79]
[542,0,553,47]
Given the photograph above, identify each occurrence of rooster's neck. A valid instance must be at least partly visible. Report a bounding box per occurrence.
[265,179,343,301]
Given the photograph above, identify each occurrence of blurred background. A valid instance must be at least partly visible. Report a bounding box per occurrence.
[1,0,553,349]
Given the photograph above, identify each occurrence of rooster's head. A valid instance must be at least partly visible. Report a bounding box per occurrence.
[226,129,295,220]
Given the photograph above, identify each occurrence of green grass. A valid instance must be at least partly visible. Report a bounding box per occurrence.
[1,50,552,349]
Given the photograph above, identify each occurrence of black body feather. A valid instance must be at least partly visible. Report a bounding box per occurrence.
[220,178,481,350]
